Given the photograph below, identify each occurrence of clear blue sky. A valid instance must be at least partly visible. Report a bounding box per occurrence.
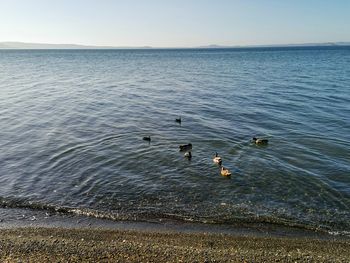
[0,0,349,47]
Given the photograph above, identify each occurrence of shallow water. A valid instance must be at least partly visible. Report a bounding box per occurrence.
[0,47,349,233]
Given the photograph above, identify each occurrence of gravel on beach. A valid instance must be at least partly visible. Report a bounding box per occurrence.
[0,227,349,262]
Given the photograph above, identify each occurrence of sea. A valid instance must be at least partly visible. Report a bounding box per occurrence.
[0,47,349,235]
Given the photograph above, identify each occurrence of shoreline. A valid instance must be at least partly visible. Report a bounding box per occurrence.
[1,226,350,262]
[1,207,348,240]
[1,208,350,262]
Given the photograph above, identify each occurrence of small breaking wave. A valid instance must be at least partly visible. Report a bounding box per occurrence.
[1,196,349,237]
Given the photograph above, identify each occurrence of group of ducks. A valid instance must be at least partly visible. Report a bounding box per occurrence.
[143,117,268,178]
[213,152,232,177]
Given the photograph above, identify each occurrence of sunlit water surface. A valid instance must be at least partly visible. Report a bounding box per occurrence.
[0,47,349,234]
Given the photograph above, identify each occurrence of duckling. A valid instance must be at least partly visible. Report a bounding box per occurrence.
[143,136,151,142]
[252,137,268,145]
[213,152,222,165]
[179,143,192,151]
[175,117,181,124]
[184,151,192,160]
[221,166,232,177]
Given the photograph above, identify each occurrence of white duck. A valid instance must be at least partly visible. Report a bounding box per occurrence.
[213,152,222,165]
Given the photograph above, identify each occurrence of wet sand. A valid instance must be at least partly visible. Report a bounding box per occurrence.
[1,227,349,262]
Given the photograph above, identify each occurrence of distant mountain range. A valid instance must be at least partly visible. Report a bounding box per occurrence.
[197,42,350,48]
[0,41,349,49]
[0,42,152,49]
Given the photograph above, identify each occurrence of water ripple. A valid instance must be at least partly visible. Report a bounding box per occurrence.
[0,48,349,233]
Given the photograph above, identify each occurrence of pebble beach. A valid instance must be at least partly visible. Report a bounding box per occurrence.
[1,227,350,262]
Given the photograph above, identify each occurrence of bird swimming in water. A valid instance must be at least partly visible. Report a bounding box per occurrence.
[179,143,192,151]
[252,137,268,145]
[213,152,222,165]
[175,117,181,124]
[143,136,151,142]
[220,166,231,177]
[184,151,192,160]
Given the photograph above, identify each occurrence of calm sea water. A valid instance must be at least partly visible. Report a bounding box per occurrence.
[0,47,349,234]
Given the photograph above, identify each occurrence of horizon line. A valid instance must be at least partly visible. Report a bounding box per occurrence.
[1,41,350,50]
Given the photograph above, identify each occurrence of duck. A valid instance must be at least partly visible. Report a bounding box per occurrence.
[184,151,192,160]
[252,137,268,145]
[213,152,222,165]
[143,136,151,142]
[179,143,192,151]
[175,117,181,124]
[221,166,232,177]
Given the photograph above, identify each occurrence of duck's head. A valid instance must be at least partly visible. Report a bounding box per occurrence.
[252,137,257,141]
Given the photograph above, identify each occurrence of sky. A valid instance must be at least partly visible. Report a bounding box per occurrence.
[0,0,349,47]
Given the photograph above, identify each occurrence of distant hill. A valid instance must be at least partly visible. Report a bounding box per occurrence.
[0,42,152,49]
[0,41,349,49]
[197,42,350,48]
[196,44,233,48]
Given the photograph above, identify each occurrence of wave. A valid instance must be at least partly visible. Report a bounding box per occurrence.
[1,196,349,237]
